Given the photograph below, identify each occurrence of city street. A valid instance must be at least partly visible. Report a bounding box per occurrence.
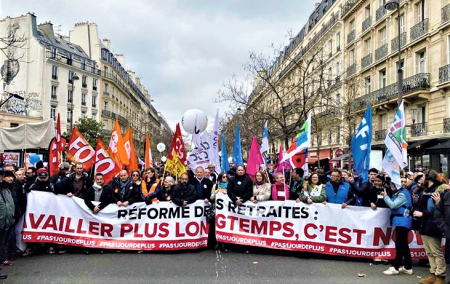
[4,248,429,284]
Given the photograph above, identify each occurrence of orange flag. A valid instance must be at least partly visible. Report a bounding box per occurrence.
[145,134,153,169]
[108,119,129,168]
[95,137,121,185]
[66,126,95,171]
[124,127,139,174]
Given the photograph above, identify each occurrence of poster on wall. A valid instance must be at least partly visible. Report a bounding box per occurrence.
[24,153,43,168]
[3,152,20,167]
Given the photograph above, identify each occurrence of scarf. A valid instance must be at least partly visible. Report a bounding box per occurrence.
[218,181,228,189]
[119,178,131,196]
[255,181,265,186]
[93,182,103,190]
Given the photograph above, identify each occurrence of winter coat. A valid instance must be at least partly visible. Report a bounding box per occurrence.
[84,184,113,211]
[59,172,93,198]
[271,182,290,201]
[300,183,327,203]
[190,177,214,201]
[109,177,140,204]
[172,183,197,206]
[415,181,443,237]
[253,183,271,201]
[0,184,15,230]
[435,190,450,238]
[227,174,253,203]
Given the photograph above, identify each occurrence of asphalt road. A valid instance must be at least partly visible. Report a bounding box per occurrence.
[3,247,430,284]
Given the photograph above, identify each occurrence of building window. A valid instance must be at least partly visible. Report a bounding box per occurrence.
[50,47,57,59]
[381,113,387,129]
[51,86,57,99]
[336,61,341,75]
[397,60,404,72]
[365,5,371,18]
[92,114,96,121]
[67,110,72,123]
[52,65,58,80]
[349,50,355,65]
[82,75,87,88]
[81,111,86,119]
[417,0,425,22]
[93,78,98,91]
[92,96,97,108]
[365,38,371,55]
[328,39,333,56]
[104,83,108,92]
[104,101,108,111]
[350,20,355,32]
[81,59,86,70]
[51,107,56,121]
[416,50,427,73]
[379,27,386,46]
[10,123,19,128]
[68,90,73,103]
[336,32,340,50]
[67,54,72,66]
[398,14,405,34]
[379,69,387,88]
[69,70,74,83]
[81,93,86,106]
[365,77,371,95]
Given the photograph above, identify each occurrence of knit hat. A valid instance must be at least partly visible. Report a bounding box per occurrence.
[3,171,14,178]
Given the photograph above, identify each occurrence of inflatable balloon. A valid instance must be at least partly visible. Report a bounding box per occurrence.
[161,156,167,162]
[181,109,208,134]
[157,143,166,153]
[29,154,41,164]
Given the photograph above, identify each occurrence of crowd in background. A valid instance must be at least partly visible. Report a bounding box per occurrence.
[0,160,450,283]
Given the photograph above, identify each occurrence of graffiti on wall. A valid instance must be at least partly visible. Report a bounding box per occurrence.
[0,90,41,116]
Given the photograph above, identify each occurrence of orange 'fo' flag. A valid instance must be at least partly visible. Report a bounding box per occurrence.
[164,123,186,177]
[66,126,95,171]
[124,127,139,174]
[95,137,121,185]
[108,119,129,168]
[145,134,153,169]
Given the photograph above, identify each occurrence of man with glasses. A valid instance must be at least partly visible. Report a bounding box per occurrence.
[207,164,218,183]
[24,167,36,193]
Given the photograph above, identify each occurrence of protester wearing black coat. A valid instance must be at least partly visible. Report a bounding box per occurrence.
[84,184,113,212]
[172,183,197,206]
[109,176,140,205]
[227,166,253,204]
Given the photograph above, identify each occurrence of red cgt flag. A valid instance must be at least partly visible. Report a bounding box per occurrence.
[66,126,95,171]
[48,136,67,176]
[95,137,121,185]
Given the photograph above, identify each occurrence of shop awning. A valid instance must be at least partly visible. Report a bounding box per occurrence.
[428,139,450,150]
[407,139,433,150]
[330,153,350,162]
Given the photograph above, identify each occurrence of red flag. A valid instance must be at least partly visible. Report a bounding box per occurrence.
[49,136,67,176]
[108,119,129,168]
[94,137,121,185]
[124,127,139,174]
[145,134,153,169]
[66,126,95,171]
[164,124,186,177]
[246,136,264,180]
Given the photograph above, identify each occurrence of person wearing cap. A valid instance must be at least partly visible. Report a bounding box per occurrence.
[413,170,446,283]
[29,170,56,193]
[0,170,16,279]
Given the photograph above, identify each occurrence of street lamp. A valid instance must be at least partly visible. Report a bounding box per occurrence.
[0,92,24,108]
[69,73,79,132]
[385,0,403,106]
[409,108,419,136]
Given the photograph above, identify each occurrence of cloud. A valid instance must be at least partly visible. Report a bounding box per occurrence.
[3,0,318,131]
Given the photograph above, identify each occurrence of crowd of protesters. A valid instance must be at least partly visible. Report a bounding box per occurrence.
[0,160,450,283]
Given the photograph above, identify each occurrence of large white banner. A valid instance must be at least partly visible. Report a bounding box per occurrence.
[215,194,427,259]
[22,191,209,251]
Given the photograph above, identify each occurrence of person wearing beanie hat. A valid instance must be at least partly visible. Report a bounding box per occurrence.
[413,170,446,283]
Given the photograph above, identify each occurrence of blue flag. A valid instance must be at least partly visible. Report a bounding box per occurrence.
[351,105,372,182]
[221,132,230,173]
[232,123,243,166]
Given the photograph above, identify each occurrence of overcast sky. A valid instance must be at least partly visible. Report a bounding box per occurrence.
[2,0,318,131]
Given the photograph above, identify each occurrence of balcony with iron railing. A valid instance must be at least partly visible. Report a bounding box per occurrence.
[103,91,109,96]
[391,32,406,53]
[444,118,450,133]
[376,6,386,22]
[411,122,427,137]
[362,16,372,33]
[439,64,450,84]
[375,129,386,141]
[341,0,358,17]
[410,19,428,42]
[46,51,101,76]
[375,43,388,62]
[442,4,450,24]
[51,94,57,100]
[352,73,431,110]
[361,54,372,69]
[347,63,356,78]
[347,29,355,45]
